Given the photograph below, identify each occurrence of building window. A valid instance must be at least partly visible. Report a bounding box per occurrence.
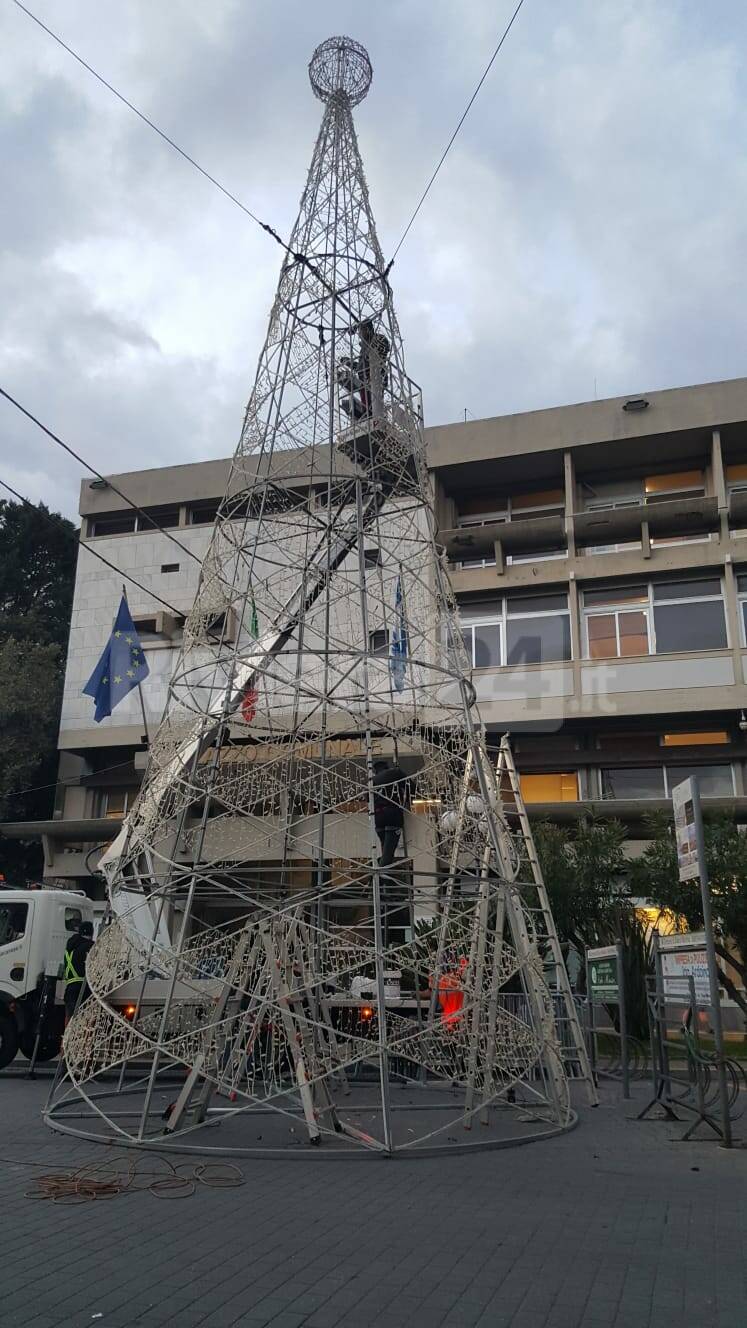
[161,563,179,574]
[665,764,734,797]
[139,504,181,531]
[505,593,571,666]
[189,501,221,525]
[520,772,579,802]
[509,489,565,520]
[727,462,747,489]
[459,593,570,669]
[508,546,567,566]
[584,497,642,556]
[98,789,136,818]
[369,629,390,656]
[88,505,181,537]
[644,469,704,502]
[583,578,726,658]
[651,578,726,653]
[601,763,733,799]
[455,512,505,569]
[735,574,747,643]
[89,512,137,537]
[601,767,665,799]
[583,585,650,659]
[455,490,564,569]
[460,615,502,668]
[661,732,729,747]
[582,470,707,553]
[364,547,382,569]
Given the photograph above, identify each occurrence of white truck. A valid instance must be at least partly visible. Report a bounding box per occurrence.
[0,888,95,1070]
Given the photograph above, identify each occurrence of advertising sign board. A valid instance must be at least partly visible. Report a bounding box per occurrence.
[587,945,619,1001]
[672,778,700,882]
[660,946,712,1005]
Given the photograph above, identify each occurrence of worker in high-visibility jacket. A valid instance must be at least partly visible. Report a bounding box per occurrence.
[63,921,94,1024]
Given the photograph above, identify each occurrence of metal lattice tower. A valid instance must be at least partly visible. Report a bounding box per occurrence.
[48,37,575,1156]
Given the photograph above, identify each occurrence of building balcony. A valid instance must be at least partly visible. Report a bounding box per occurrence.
[519,795,747,835]
[574,495,719,546]
[0,816,123,880]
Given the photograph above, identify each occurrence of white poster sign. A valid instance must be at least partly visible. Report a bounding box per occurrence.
[671,778,700,882]
[661,948,712,1004]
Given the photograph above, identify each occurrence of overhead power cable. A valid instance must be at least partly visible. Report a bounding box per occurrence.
[10,0,355,311]
[2,759,140,796]
[0,477,186,619]
[0,386,202,565]
[386,0,527,268]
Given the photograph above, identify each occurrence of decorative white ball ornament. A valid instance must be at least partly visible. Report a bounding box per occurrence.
[439,809,459,832]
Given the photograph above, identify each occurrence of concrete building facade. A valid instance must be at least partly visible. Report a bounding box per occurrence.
[6,376,747,902]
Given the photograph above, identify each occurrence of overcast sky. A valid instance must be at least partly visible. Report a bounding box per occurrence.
[1,1,746,519]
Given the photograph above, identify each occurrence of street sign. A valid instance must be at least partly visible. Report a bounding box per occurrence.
[667,776,732,1145]
[660,933,712,1004]
[587,945,619,1001]
[672,777,700,882]
[660,949,711,1004]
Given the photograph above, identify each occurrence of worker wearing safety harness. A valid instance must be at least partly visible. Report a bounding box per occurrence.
[63,921,94,1024]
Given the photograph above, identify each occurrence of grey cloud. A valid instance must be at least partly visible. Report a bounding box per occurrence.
[1,0,747,514]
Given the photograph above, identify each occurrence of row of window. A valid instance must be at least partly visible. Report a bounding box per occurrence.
[454,466,747,566]
[88,487,376,540]
[94,763,735,820]
[519,763,735,803]
[88,501,221,538]
[458,576,743,668]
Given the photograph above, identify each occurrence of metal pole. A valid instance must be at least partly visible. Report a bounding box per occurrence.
[585,951,596,1080]
[690,780,732,1148]
[652,931,671,1103]
[122,582,150,746]
[688,974,707,1128]
[616,940,630,1100]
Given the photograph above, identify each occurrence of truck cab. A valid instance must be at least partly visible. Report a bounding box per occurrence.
[0,888,95,1069]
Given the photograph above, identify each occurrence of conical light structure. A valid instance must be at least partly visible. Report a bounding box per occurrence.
[50,38,573,1155]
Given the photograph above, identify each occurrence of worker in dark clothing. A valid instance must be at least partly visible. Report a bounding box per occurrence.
[372,759,410,866]
[338,319,390,420]
[63,921,94,1025]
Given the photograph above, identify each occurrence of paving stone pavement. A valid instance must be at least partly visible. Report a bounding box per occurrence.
[1,1073,745,1328]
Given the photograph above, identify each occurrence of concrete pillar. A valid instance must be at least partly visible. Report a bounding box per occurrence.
[563,450,576,558]
[723,556,744,684]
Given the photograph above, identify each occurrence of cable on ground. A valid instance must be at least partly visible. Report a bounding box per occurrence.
[9,1151,244,1203]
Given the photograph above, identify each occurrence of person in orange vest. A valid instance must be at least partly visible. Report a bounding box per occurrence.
[431,952,468,1025]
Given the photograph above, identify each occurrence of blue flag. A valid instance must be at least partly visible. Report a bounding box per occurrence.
[389,576,408,694]
[83,595,150,722]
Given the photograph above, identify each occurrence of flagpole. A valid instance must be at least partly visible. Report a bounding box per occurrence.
[122,583,150,748]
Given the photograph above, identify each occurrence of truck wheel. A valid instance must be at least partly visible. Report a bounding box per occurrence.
[19,1031,62,1063]
[0,1009,19,1070]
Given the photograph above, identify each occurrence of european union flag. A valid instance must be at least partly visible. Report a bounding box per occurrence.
[83,595,150,722]
[389,576,408,694]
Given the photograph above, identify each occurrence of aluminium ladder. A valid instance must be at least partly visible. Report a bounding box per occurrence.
[495,734,599,1106]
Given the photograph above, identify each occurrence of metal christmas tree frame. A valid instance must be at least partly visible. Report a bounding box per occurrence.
[47,37,583,1156]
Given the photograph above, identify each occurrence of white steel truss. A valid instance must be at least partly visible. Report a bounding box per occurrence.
[48,36,575,1156]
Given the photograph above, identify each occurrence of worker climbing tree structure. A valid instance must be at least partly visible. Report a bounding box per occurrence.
[48,37,578,1155]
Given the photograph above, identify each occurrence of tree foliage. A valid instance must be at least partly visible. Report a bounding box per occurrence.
[533,816,628,951]
[630,812,747,1017]
[0,500,77,881]
[533,817,653,1037]
[0,499,76,645]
